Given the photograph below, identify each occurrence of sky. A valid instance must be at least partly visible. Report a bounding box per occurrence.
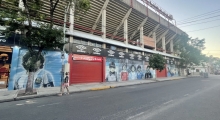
[149,0,220,58]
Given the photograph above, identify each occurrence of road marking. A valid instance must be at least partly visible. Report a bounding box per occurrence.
[184,94,189,97]
[163,100,173,105]
[127,112,145,120]
[37,102,61,108]
[16,104,24,106]
[88,95,100,99]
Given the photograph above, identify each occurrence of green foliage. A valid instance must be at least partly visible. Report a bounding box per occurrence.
[22,51,44,72]
[21,23,64,51]
[74,0,91,20]
[149,54,166,72]
[0,0,91,71]
[175,34,207,68]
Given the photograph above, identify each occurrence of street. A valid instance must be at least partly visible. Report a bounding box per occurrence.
[0,75,220,120]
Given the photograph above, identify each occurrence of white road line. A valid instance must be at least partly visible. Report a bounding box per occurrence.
[127,112,145,120]
[163,100,173,105]
[184,94,189,97]
[16,104,24,106]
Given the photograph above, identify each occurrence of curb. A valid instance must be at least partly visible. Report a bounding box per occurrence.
[90,86,111,91]
[0,77,186,103]
[0,98,15,103]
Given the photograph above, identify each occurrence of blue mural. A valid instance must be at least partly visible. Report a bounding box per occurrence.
[105,58,145,82]
[167,64,179,77]
[144,63,156,79]
[8,48,68,90]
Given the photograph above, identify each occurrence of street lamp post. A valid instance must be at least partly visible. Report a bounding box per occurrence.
[60,3,70,94]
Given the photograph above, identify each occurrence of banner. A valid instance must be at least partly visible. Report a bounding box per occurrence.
[71,43,148,61]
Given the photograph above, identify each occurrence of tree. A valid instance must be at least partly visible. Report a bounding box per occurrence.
[0,0,91,94]
[175,34,207,69]
[149,54,166,72]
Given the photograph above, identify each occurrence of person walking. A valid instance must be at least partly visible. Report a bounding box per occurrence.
[59,72,69,96]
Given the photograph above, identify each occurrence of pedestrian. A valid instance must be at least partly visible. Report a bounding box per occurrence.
[60,72,69,96]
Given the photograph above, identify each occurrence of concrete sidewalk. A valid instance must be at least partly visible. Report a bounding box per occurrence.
[0,76,186,103]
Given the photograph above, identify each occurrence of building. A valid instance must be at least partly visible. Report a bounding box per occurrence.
[0,0,185,90]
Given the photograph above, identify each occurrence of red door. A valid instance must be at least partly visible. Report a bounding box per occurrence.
[69,54,103,84]
[156,65,167,78]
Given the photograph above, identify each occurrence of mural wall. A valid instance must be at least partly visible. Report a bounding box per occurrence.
[166,64,179,77]
[144,62,156,79]
[105,57,153,82]
[8,48,68,90]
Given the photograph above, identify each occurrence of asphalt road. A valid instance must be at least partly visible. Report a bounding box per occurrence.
[0,75,220,120]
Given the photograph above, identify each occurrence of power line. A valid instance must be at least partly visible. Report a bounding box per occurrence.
[179,18,220,28]
[187,24,220,32]
[178,14,220,25]
[177,8,220,23]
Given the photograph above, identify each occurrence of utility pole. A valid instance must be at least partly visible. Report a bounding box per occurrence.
[60,3,70,94]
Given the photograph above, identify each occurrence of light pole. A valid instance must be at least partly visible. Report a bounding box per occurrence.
[60,3,70,94]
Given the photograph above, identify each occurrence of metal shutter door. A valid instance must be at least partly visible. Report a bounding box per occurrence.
[70,61,103,84]
[156,68,167,77]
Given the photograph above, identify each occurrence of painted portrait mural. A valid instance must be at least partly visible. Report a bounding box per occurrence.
[167,64,179,77]
[144,62,156,79]
[8,49,68,90]
[105,57,145,81]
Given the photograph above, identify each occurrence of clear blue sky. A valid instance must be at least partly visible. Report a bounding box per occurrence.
[151,0,220,58]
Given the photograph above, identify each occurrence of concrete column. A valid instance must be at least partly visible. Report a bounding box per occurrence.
[69,37,73,43]
[170,39,173,55]
[125,48,128,52]
[102,43,106,49]
[69,3,74,43]
[124,19,128,45]
[69,3,74,32]
[140,26,144,48]
[153,32,156,51]
[162,36,166,53]
[102,9,106,40]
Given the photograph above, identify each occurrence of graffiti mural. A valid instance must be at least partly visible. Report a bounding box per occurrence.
[8,49,68,90]
[167,64,179,77]
[105,58,145,81]
[144,62,156,79]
